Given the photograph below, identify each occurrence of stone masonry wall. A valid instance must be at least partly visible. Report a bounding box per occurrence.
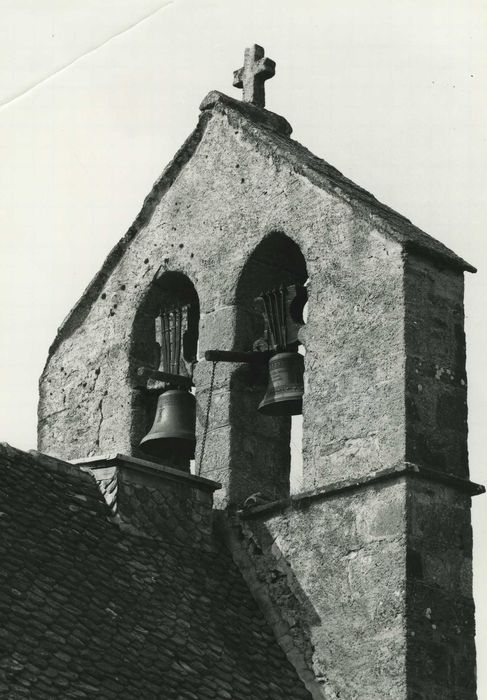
[406,480,476,699]
[223,474,479,699]
[222,479,408,700]
[39,101,407,508]
[404,252,468,477]
[0,443,311,700]
[75,455,217,550]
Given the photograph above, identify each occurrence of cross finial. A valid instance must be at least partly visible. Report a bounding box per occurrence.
[233,44,275,108]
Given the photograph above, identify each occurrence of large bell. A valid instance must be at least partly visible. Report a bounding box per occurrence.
[140,388,196,460]
[258,352,304,416]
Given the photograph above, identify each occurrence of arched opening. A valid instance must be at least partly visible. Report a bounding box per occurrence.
[230,232,308,505]
[129,270,200,470]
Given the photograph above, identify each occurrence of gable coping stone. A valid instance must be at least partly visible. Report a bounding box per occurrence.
[71,453,221,493]
[239,460,485,520]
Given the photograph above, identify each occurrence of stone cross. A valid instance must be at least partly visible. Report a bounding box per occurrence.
[233,45,275,108]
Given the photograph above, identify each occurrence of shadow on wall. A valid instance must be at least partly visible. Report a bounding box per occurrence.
[228,232,308,507]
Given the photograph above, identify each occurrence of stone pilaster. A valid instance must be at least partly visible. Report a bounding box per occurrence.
[221,466,483,699]
[72,453,220,549]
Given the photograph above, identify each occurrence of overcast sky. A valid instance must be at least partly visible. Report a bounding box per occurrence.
[0,0,486,692]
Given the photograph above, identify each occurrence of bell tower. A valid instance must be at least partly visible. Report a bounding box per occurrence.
[37,45,483,699]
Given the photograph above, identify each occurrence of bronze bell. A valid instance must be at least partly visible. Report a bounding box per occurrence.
[140,388,196,460]
[258,352,304,416]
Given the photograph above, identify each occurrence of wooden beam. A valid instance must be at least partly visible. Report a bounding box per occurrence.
[136,367,193,388]
[204,350,270,364]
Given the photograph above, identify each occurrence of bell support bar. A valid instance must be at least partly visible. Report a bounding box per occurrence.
[136,366,193,388]
[204,350,271,364]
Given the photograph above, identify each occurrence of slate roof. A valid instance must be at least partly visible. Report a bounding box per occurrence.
[0,443,311,699]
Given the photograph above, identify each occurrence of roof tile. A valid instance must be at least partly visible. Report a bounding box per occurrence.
[0,445,311,698]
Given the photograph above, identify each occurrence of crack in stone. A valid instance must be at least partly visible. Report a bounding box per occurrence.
[95,397,105,448]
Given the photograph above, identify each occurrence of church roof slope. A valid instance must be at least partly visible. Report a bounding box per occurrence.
[0,444,311,699]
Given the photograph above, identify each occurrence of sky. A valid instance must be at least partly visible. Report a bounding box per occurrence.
[0,0,486,692]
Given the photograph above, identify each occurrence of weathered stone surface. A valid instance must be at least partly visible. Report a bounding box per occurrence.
[38,92,472,506]
[223,471,478,699]
[34,86,480,699]
[404,252,468,476]
[232,45,276,109]
[73,453,219,548]
[222,479,408,699]
[200,90,292,135]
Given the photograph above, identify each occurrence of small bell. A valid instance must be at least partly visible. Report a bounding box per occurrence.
[140,388,196,460]
[258,352,304,416]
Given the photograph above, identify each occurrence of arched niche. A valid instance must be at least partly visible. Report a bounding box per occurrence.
[129,269,200,468]
[229,232,308,505]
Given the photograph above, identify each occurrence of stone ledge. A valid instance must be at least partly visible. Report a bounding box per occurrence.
[240,462,485,520]
[200,90,293,137]
[71,453,221,493]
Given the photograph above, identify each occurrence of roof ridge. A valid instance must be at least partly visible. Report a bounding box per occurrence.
[0,442,94,485]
